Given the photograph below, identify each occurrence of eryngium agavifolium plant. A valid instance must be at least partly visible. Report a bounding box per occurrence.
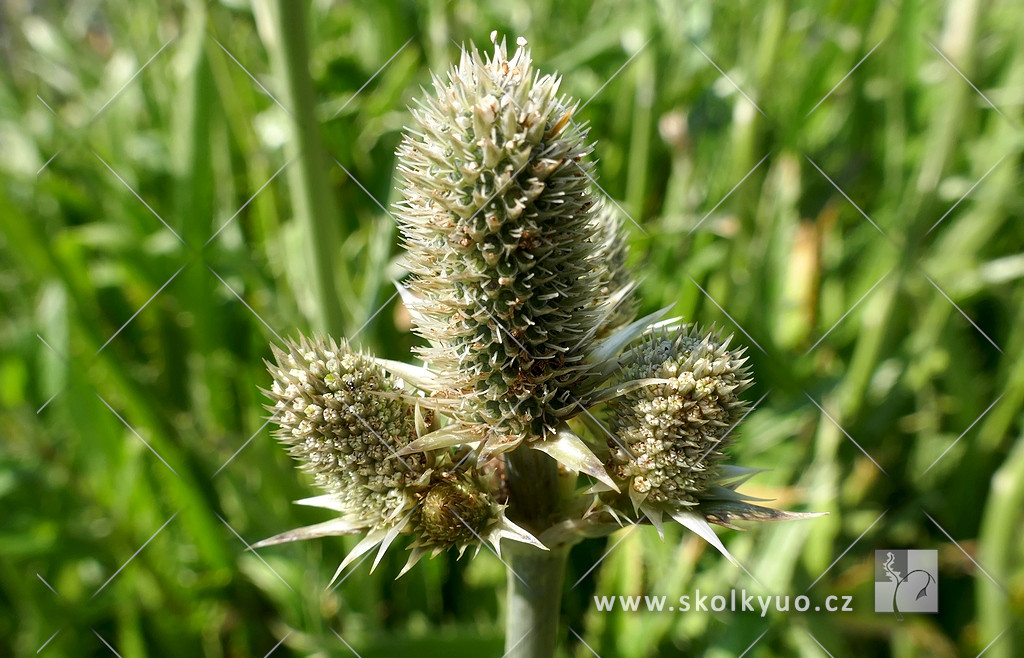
[256,33,820,654]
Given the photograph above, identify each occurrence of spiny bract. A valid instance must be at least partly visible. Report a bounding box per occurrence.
[394,35,625,451]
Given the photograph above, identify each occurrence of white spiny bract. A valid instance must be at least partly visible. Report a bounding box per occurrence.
[394,36,612,450]
[257,336,539,580]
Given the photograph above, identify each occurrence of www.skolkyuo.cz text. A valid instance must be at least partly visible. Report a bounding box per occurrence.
[594,591,854,617]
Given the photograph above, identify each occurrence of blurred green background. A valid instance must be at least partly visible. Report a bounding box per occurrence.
[2,0,1022,656]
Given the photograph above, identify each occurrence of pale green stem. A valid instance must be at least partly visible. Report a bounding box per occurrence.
[504,448,568,657]
[504,544,569,658]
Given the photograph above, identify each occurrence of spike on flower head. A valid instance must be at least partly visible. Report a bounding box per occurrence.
[590,203,638,339]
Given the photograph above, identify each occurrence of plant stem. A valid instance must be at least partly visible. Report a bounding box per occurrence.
[254,0,347,335]
[504,544,568,658]
[504,448,568,657]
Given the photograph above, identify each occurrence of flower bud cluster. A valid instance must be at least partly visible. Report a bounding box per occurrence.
[258,37,819,578]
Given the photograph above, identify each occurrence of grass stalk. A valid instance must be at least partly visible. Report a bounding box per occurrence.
[977,433,1024,658]
[254,0,347,334]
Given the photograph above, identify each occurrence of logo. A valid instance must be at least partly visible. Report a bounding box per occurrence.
[874,549,938,619]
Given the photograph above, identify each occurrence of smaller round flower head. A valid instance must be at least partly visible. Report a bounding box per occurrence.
[420,474,491,544]
[397,456,543,576]
[258,335,543,580]
[262,335,427,525]
[598,325,757,562]
[608,325,752,510]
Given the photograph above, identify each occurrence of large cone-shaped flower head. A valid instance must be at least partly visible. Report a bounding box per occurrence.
[395,36,615,450]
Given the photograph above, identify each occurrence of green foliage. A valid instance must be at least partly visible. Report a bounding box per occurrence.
[1,1,1021,657]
